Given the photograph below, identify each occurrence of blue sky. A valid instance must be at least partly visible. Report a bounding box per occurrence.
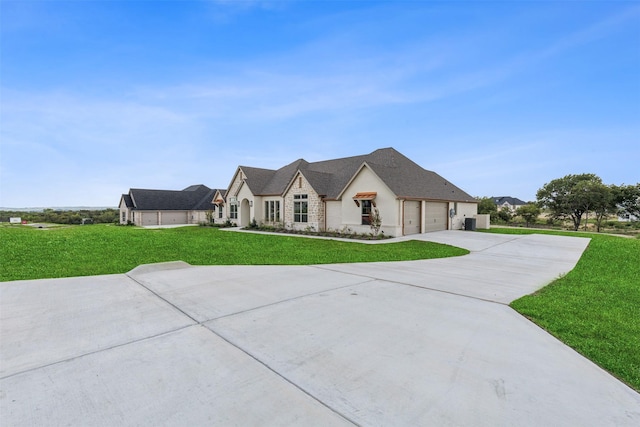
[1,0,638,208]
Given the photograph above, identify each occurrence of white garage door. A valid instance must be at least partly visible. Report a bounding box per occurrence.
[403,201,421,235]
[141,212,158,226]
[425,202,448,232]
[162,211,189,225]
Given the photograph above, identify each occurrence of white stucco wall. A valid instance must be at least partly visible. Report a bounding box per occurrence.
[450,202,478,230]
[325,201,342,231]
[226,170,257,226]
[340,166,401,237]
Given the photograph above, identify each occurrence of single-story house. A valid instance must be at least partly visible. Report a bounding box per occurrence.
[618,213,638,222]
[223,147,478,236]
[119,185,221,226]
[492,196,527,212]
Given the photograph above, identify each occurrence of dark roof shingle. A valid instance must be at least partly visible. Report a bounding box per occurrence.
[127,185,219,211]
[237,147,475,203]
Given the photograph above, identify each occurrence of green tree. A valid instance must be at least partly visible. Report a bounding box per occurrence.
[497,209,512,223]
[516,204,541,228]
[477,197,497,215]
[612,183,640,220]
[573,179,613,232]
[536,173,603,231]
[585,182,615,232]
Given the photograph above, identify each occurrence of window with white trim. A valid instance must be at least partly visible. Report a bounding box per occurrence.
[293,194,308,223]
[264,200,280,222]
[230,204,238,219]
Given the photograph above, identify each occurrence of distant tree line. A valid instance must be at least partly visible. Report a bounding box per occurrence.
[0,209,119,225]
[478,175,639,232]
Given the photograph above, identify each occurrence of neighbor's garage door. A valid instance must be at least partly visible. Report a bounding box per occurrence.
[162,211,188,225]
[425,202,448,232]
[403,201,421,235]
[141,212,159,226]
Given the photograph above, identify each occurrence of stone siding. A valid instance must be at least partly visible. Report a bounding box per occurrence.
[284,174,325,231]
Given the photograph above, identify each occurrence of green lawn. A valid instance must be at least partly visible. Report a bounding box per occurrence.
[482,228,640,392]
[0,224,468,281]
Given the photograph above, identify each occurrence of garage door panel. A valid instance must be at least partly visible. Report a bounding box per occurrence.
[142,212,158,226]
[425,202,448,232]
[403,201,421,235]
[162,212,189,225]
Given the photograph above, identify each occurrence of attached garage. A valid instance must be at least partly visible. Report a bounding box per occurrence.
[141,212,159,226]
[403,201,421,235]
[161,211,188,225]
[425,202,448,232]
[120,185,219,227]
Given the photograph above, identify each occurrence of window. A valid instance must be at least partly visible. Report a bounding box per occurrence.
[361,200,372,225]
[121,211,126,222]
[230,204,238,219]
[264,200,281,222]
[219,206,223,219]
[294,194,308,223]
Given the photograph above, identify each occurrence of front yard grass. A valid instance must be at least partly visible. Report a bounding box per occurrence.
[0,224,468,281]
[483,227,640,392]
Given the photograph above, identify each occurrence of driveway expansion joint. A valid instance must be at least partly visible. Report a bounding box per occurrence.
[203,324,361,427]
[311,264,511,306]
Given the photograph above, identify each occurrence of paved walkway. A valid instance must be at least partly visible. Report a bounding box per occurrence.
[1,231,639,426]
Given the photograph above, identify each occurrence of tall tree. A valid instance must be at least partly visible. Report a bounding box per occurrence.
[536,173,602,231]
[477,197,497,215]
[516,204,541,228]
[612,183,640,220]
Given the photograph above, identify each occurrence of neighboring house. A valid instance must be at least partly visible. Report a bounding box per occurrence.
[119,185,220,226]
[618,213,638,222]
[223,147,477,236]
[492,196,527,212]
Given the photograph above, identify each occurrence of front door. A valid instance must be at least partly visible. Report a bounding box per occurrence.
[240,199,251,227]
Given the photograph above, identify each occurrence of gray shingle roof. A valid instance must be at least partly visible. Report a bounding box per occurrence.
[235,147,476,203]
[492,196,527,206]
[237,167,276,195]
[126,185,219,211]
[121,194,134,208]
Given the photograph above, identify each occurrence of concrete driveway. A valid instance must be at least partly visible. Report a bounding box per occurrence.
[1,231,639,426]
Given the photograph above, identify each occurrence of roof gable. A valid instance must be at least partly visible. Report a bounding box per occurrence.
[230,147,476,203]
[492,196,527,206]
[238,166,277,194]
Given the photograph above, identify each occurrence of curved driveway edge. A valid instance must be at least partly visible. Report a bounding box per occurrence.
[2,231,639,426]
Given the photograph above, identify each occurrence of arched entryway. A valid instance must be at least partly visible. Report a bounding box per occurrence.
[240,198,251,227]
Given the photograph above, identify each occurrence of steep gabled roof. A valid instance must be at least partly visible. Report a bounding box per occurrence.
[260,159,308,195]
[236,167,276,195]
[363,148,475,202]
[304,153,368,198]
[233,147,476,203]
[192,188,218,211]
[121,194,134,208]
[126,185,217,211]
